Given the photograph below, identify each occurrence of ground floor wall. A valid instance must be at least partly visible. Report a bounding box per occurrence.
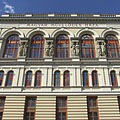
[1,95,120,120]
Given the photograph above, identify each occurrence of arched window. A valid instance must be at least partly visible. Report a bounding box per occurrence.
[34,71,42,87]
[29,34,44,58]
[92,71,99,87]
[81,34,95,58]
[0,71,4,86]
[63,71,70,87]
[110,70,118,87]
[83,71,89,87]
[106,34,120,58]
[25,71,32,87]
[6,71,14,86]
[56,34,69,58]
[4,34,20,58]
[54,71,60,87]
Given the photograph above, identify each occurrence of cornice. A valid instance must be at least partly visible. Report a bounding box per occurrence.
[0,17,120,22]
[1,13,120,22]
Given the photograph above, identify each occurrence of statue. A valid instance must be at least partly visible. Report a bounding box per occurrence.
[49,42,54,56]
[71,42,79,56]
[19,42,28,56]
[45,42,50,56]
[75,42,79,56]
[45,42,54,57]
[97,41,106,57]
[71,42,76,56]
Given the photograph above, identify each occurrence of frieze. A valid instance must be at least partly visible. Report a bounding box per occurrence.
[0,23,107,28]
[1,22,120,28]
[26,23,105,28]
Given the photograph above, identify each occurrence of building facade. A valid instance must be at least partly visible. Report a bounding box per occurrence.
[0,13,120,120]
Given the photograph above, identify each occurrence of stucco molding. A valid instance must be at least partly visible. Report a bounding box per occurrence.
[76,28,99,39]
[26,28,49,39]
[1,27,25,39]
[51,28,74,38]
[101,28,120,38]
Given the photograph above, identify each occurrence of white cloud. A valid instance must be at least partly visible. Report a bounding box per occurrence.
[3,1,15,13]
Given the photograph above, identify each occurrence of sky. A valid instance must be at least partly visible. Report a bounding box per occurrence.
[0,0,120,15]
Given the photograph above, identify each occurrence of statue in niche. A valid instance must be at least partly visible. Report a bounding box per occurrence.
[19,42,28,56]
[45,42,54,57]
[71,42,79,56]
[97,41,106,57]
[75,42,79,56]
[49,42,54,56]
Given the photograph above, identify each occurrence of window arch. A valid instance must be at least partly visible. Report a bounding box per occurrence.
[25,71,32,87]
[110,70,118,87]
[63,71,70,87]
[83,71,89,87]
[5,71,14,86]
[34,71,42,87]
[81,34,95,58]
[0,71,4,86]
[106,34,120,58]
[4,34,20,58]
[29,34,44,58]
[54,71,60,87]
[56,34,69,58]
[92,71,99,87]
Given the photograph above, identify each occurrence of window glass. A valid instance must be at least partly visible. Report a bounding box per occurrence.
[25,71,32,87]
[4,34,20,58]
[56,97,67,120]
[106,34,120,58]
[56,34,69,58]
[110,71,118,87]
[35,71,42,87]
[83,71,89,87]
[54,71,60,87]
[6,71,14,86]
[87,97,99,120]
[81,34,95,58]
[64,71,70,87]
[0,71,4,86]
[30,34,44,58]
[92,71,99,87]
[25,97,36,120]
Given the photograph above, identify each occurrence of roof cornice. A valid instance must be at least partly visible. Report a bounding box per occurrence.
[0,13,120,21]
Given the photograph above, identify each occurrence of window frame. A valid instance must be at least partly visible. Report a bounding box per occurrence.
[81,34,96,58]
[83,70,89,87]
[63,71,70,87]
[29,34,45,58]
[56,34,70,58]
[4,34,20,58]
[87,96,99,120]
[24,97,36,120]
[106,34,120,58]
[0,71,4,86]
[25,71,33,87]
[118,96,120,112]
[110,70,118,87]
[92,71,99,87]
[34,71,42,87]
[5,71,14,87]
[56,97,67,120]
[54,71,61,87]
